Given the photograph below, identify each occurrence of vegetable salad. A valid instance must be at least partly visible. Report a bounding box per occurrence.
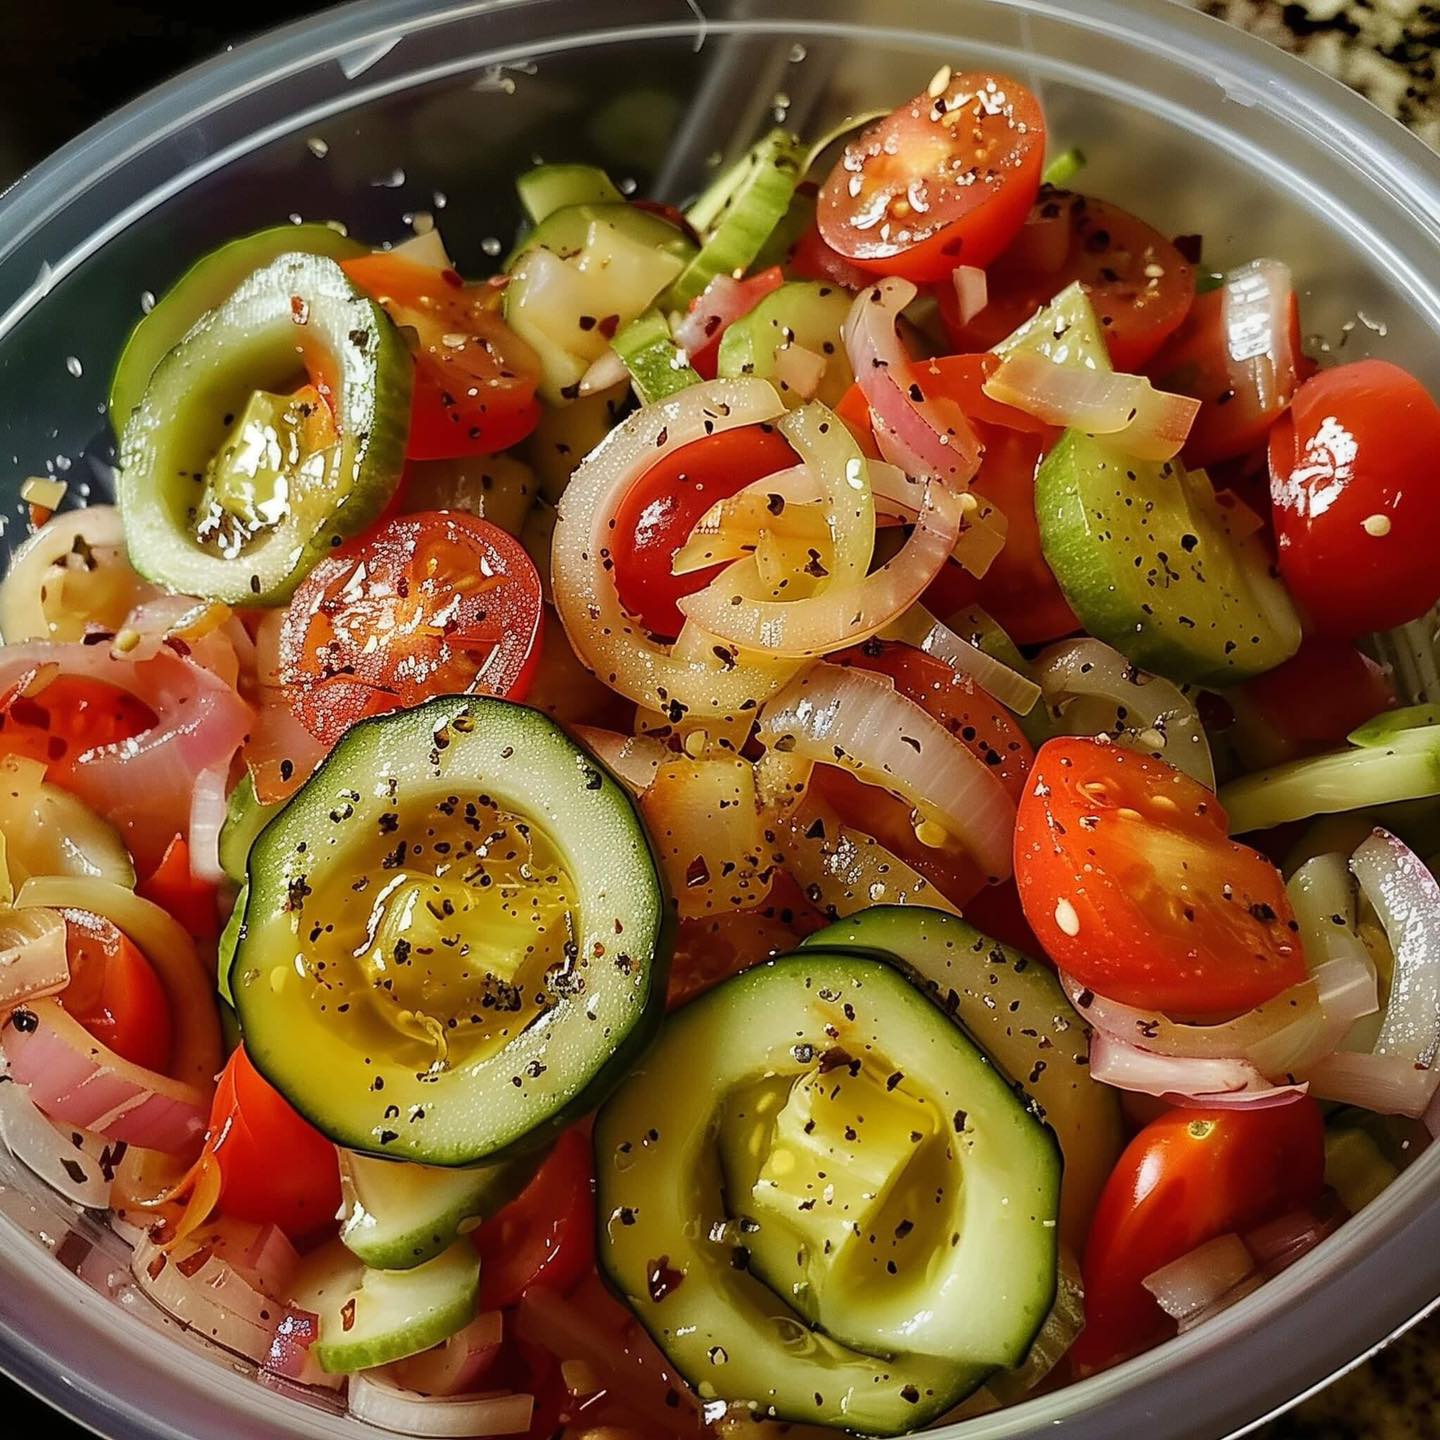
[2,64,1439,1440]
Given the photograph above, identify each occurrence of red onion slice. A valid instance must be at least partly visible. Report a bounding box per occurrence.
[983,352,1200,462]
[264,1308,342,1391]
[758,662,1015,882]
[1088,1031,1310,1109]
[187,764,231,887]
[843,277,982,486]
[2,998,209,1152]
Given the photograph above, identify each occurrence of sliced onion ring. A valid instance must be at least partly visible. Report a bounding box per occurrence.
[0,905,69,1010]
[882,605,1040,716]
[0,1070,122,1207]
[1306,1050,1438,1118]
[758,662,1015,882]
[842,277,981,485]
[1087,1032,1310,1109]
[348,1375,534,1437]
[983,351,1200,462]
[0,505,131,644]
[951,265,988,327]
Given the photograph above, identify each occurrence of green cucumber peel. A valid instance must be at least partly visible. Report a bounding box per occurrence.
[613,310,701,406]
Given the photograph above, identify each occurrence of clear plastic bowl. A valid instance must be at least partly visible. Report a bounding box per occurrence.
[0,2,1437,1437]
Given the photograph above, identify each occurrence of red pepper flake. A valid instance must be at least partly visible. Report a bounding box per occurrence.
[175,1246,213,1279]
[146,1252,168,1281]
[340,1297,357,1332]
[646,1255,684,1303]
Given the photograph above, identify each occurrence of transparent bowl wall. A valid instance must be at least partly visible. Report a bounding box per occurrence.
[0,2,1438,1438]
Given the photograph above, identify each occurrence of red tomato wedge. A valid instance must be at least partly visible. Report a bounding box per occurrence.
[815,642,1035,907]
[941,188,1194,371]
[56,909,173,1074]
[280,512,543,749]
[817,74,1046,282]
[342,253,542,461]
[1073,1102,1325,1374]
[682,266,784,379]
[474,1128,594,1310]
[1014,738,1306,1015]
[137,835,220,942]
[610,424,797,641]
[1268,359,1440,637]
[0,675,155,784]
[201,1047,341,1240]
[1148,270,1301,468]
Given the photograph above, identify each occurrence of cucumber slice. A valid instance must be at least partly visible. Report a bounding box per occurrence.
[118,253,412,605]
[716,281,855,409]
[668,129,807,308]
[1036,432,1301,686]
[109,223,365,426]
[218,773,281,887]
[516,164,623,226]
[1324,1126,1398,1213]
[594,951,1060,1434]
[799,906,1122,1243]
[339,1149,539,1269]
[217,890,244,1004]
[232,696,670,1164]
[1349,704,1440,748]
[503,203,695,404]
[612,310,700,406]
[1219,730,1440,834]
[295,1237,479,1374]
[1041,148,1087,187]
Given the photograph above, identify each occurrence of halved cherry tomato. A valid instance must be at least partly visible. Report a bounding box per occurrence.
[1232,638,1395,762]
[924,421,1078,644]
[683,266,785,379]
[1148,275,1301,468]
[280,512,543,749]
[201,1046,341,1239]
[940,188,1194,371]
[815,642,1035,907]
[817,74,1045,283]
[1072,1102,1325,1374]
[137,834,219,942]
[342,253,542,461]
[1268,359,1440,637]
[0,675,155,785]
[56,909,173,1074]
[610,425,797,640]
[1014,737,1305,1015]
[957,877,1041,957]
[474,1128,594,1310]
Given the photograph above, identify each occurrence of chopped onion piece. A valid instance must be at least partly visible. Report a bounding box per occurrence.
[1034,638,1214,789]
[572,727,668,796]
[1142,1234,1254,1322]
[265,1307,342,1391]
[553,378,800,722]
[843,277,982,485]
[1306,1050,1438,1118]
[578,347,629,398]
[0,905,69,1009]
[983,352,1200,461]
[881,606,1040,715]
[758,663,1015,881]
[1088,1032,1309,1109]
[188,765,230,888]
[951,265,988,327]
[0,1070,122,1207]
[772,343,828,402]
[349,1377,533,1437]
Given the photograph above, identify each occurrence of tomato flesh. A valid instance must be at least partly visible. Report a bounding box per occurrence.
[0,675,155,784]
[57,909,173,1074]
[817,74,1045,283]
[1073,1102,1325,1373]
[474,1128,594,1310]
[940,188,1194,371]
[203,1047,341,1239]
[1236,638,1395,758]
[1014,737,1305,1014]
[280,511,543,749]
[1268,359,1440,637]
[343,253,542,461]
[610,425,797,640]
[137,834,220,942]
[684,267,784,379]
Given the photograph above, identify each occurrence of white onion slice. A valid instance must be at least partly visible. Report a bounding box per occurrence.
[0,905,69,1009]
[843,278,981,485]
[187,764,230,888]
[0,1070,123,1207]
[882,606,1040,716]
[1287,853,1381,1053]
[679,438,963,656]
[1142,1234,1254,1323]
[1306,1050,1439,1118]
[951,265,989,327]
[1219,258,1297,418]
[758,663,1015,882]
[0,505,134,644]
[1350,828,1440,1070]
[772,343,828,402]
[348,1376,533,1437]
[983,352,1200,462]
[571,727,668,797]
[1033,637,1215,790]
[578,346,629,398]
[2,998,209,1151]
[16,876,221,1089]
[552,377,801,721]
[1087,1032,1310,1109]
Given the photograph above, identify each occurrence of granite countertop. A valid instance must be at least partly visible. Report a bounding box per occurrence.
[1187,7,1440,1433]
